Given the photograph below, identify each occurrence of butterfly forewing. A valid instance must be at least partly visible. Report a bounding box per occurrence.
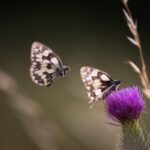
[30,42,66,86]
[80,66,115,104]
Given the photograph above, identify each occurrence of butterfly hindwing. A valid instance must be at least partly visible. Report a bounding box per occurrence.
[80,66,117,105]
[30,41,69,86]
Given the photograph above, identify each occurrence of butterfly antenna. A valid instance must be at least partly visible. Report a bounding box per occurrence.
[106,121,121,127]
[89,101,95,109]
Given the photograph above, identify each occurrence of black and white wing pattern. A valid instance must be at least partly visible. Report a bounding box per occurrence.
[80,66,120,106]
[30,41,70,86]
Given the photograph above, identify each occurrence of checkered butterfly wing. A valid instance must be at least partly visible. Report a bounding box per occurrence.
[30,41,66,86]
[80,66,114,105]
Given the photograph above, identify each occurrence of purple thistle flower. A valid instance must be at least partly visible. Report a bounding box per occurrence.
[105,86,145,123]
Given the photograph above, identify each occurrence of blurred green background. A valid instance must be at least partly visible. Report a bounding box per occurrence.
[0,1,150,150]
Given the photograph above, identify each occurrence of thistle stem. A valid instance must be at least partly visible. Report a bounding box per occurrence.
[120,120,150,150]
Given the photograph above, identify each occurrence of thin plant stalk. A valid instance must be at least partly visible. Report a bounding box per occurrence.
[122,0,150,99]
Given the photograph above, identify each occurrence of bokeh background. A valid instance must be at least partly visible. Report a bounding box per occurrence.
[0,1,150,150]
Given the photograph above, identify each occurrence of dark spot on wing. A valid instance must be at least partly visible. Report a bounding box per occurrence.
[34,74,44,85]
[35,62,41,70]
[42,55,48,60]
[43,71,52,79]
[47,64,52,69]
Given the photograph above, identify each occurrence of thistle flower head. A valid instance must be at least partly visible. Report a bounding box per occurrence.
[105,86,145,123]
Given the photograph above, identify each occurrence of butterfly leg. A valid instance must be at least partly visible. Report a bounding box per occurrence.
[88,97,102,109]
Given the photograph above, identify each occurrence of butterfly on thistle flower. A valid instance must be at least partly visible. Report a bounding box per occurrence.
[30,41,70,86]
[80,66,121,107]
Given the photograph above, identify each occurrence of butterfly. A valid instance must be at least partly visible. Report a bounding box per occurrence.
[30,41,70,86]
[80,66,121,107]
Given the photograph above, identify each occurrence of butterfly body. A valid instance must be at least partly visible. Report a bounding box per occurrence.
[101,79,121,98]
[80,66,121,106]
[57,65,70,78]
[30,42,70,86]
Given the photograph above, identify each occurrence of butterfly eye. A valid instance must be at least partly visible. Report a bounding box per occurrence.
[63,66,70,75]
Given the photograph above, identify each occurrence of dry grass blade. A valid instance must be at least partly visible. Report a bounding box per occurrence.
[127,36,138,47]
[122,0,150,100]
[122,8,140,49]
[127,60,147,90]
[127,60,141,74]
[122,0,128,5]
[0,69,59,150]
[0,69,84,150]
